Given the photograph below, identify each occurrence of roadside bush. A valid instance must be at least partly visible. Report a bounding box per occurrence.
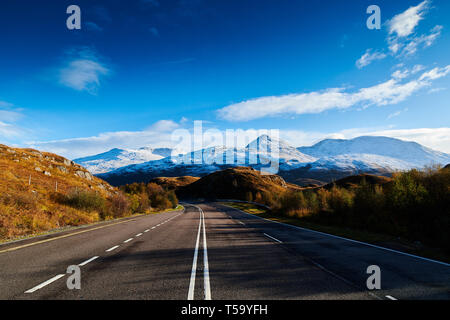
[57,190,106,213]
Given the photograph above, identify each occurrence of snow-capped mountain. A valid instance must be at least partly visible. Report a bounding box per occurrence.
[91,135,450,186]
[298,136,450,168]
[74,147,180,174]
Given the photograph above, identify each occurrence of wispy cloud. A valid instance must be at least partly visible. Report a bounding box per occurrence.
[28,120,181,159]
[85,21,103,32]
[387,108,408,120]
[387,0,430,38]
[0,101,26,140]
[149,27,159,37]
[356,50,387,69]
[357,1,442,67]
[141,0,160,7]
[217,65,450,121]
[58,48,110,94]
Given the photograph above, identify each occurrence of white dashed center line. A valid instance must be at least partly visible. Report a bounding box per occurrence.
[106,245,119,252]
[25,274,65,294]
[79,256,99,266]
[124,238,133,243]
[386,295,398,300]
[136,233,143,237]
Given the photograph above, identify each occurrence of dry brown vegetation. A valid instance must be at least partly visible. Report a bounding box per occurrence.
[265,167,450,253]
[177,167,300,203]
[150,176,200,190]
[0,145,130,241]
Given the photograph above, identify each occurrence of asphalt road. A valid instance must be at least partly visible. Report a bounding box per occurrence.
[0,203,448,300]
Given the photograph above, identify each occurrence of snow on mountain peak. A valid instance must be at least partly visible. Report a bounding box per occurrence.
[298,136,450,168]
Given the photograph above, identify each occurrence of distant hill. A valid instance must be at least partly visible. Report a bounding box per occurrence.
[177,166,299,201]
[150,176,200,190]
[0,144,118,240]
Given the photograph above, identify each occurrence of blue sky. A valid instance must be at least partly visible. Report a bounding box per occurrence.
[0,0,449,158]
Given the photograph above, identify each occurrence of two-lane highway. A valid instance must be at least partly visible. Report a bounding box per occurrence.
[0,203,449,300]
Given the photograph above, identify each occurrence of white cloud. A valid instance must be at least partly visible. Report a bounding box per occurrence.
[387,0,430,38]
[387,108,408,120]
[0,101,27,140]
[395,25,442,56]
[27,120,182,159]
[59,48,110,94]
[358,1,441,67]
[0,121,23,139]
[356,50,387,69]
[85,22,103,32]
[149,27,159,37]
[0,101,14,108]
[217,65,450,121]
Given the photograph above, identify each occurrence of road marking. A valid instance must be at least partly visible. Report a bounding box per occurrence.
[0,219,136,255]
[386,295,398,300]
[144,229,150,233]
[136,233,143,237]
[106,245,119,252]
[202,208,211,300]
[188,207,203,300]
[24,274,65,293]
[263,233,282,243]
[151,226,156,229]
[79,256,99,267]
[124,238,133,243]
[224,205,450,267]
[239,221,245,226]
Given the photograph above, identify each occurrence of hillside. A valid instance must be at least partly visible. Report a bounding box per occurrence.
[177,166,300,201]
[0,144,121,241]
[150,176,200,190]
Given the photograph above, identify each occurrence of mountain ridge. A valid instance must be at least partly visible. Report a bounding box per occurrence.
[88,135,450,186]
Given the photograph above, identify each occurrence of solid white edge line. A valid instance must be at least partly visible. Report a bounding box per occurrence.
[106,245,119,252]
[24,274,65,293]
[188,207,202,300]
[263,233,282,243]
[225,205,450,267]
[201,208,211,300]
[124,238,133,243]
[386,295,398,300]
[79,256,99,267]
